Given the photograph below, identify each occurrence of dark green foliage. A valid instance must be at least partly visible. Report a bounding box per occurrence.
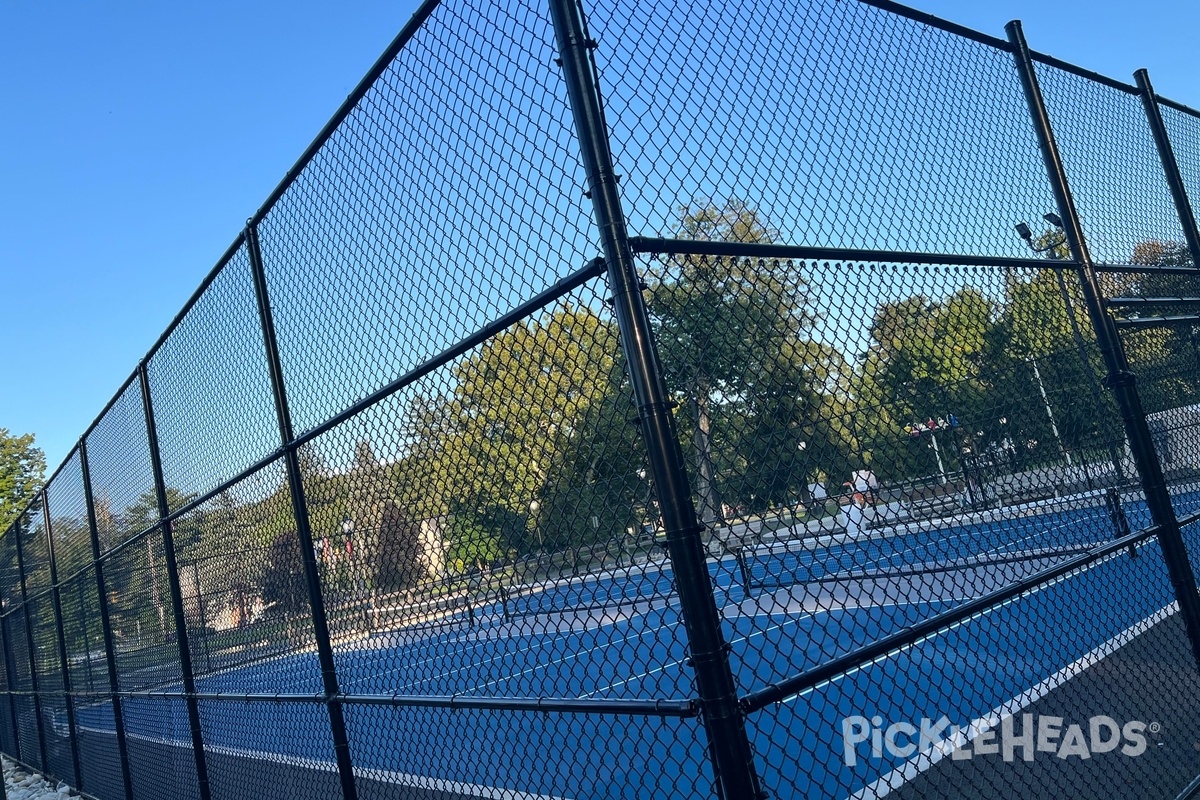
[373,501,427,590]
[261,530,308,618]
[0,430,45,533]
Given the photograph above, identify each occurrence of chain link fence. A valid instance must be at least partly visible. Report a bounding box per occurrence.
[5,0,1200,798]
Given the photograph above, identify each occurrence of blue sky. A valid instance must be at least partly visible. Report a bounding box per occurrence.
[2,0,1199,476]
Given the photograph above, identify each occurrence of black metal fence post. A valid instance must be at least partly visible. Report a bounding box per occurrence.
[12,515,48,770]
[545,2,765,798]
[75,581,93,694]
[40,493,82,789]
[1008,19,1200,672]
[0,585,22,763]
[137,364,212,800]
[79,438,134,800]
[245,222,359,800]
[1135,69,1200,269]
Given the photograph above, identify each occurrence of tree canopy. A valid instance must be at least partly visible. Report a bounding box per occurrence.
[17,209,1200,643]
[0,429,45,533]
[647,200,854,515]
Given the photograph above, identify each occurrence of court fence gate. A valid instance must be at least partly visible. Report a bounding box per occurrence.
[6,0,1200,798]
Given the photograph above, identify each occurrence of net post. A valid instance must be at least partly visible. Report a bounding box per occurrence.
[1008,19,1200,672]
[137,363,212,800]
[79,437,135,800]
[12,514,48,770]
[735,550,753,596]
[1135,69,1200,269]
[546,1,765,797]
[40,492,82,789]
[245,221,359,800]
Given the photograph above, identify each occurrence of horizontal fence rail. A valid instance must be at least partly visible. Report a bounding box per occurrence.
[7,0,1200,799]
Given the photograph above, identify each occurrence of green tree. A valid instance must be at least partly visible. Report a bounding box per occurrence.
[856,289,996,480]
[101,487,202,642]
[990,227,1134,464]
[647,200,852,514]
[0,430,45,533]
[1122,240,1200,412]
[1003,270,1084,361]
[444,512,511,574]
[1132,240,1191,270]
[373,500,428,590]
[408,304,634,556]
[260,529,309,617]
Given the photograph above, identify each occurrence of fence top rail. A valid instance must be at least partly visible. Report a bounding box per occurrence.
[1027,49,1139,95]
[628,237,1074,269]
[3,253,609,564]
[0,434,88,546]
[1158,94,1200,120]
[247,0,442,229]
[628,239,1200,277]
[858,0,1013,51]
[862,0,1174,104]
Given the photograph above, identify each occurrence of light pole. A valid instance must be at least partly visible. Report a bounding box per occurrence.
[929,429,947,484]
[1028,356,1072,465]
[528,498,543,548]
[906,421,948,485]
[1017,216,1126,485]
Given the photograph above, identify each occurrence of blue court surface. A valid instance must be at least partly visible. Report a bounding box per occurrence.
[71,487,1200,799]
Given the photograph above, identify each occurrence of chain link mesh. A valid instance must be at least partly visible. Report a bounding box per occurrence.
[1161,103,1200,237]
[5,1,1200,799]
[588,0,1058,257]
[256,0,594,436]
[84,379,157,555]
[1035,64,1191,267]
[7,603,40,772]
[147,244,279,511]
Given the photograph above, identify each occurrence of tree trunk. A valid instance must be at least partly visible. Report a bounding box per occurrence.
[689,384,723,526]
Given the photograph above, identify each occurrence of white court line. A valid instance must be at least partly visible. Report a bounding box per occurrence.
[970,513,1110,561]
[845,602,1177,800]
[362,585,682,690]
[376,599,678,696]
[577,616,820,699]
[579,599,965,699]
[197,581,662,694]
[75,723,568,800]
[354,500,1110,694]
[580,599,984,700]
[188,601,568,695]
[742,513,1112,589]
[743,490,1112,558]
[463,602,684,696]
[363,603,653,688]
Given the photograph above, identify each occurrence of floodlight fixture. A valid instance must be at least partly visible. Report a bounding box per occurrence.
[1015,218,1066,255]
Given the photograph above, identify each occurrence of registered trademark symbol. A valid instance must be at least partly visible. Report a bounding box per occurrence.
[1149,722,1162,735]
